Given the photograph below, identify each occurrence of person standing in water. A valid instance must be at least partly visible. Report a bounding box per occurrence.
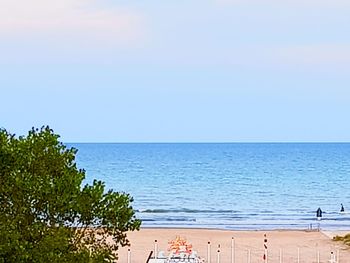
[316,207,322,220]
[340,204,345,212]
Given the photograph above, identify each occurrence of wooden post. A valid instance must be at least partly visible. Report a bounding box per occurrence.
[247,249,251,263]
[154,240,158,259]
[337,249,340,263]
[217,246,220,263]
[207,241,211,263]
[231,237,235,263]
[279,248,283,263]
[317,250,320,263]
[297,248,300,263]
[330,251,336,263]
[263,233,268,263]
[127,248,131,263]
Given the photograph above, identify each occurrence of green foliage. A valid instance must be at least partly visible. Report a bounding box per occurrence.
[0,127,141,262]
[333,233,350,246]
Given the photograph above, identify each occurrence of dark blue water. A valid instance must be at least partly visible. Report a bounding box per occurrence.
[69,143,350,230]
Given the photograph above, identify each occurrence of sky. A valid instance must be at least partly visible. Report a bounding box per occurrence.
[0,0,350,142]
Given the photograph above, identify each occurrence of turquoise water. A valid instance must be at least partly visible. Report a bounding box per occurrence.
[70,143,350,230]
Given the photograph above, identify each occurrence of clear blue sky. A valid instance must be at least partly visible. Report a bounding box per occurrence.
[1,0,349,142]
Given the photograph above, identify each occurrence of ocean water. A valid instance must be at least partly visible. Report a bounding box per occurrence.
[69,143,350,230]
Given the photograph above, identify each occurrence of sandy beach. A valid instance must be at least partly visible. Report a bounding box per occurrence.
[118,228,350,263]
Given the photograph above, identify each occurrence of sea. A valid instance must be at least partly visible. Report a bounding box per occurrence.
[68,143,350,230]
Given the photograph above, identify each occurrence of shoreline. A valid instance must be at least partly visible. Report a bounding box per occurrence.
[140,226,320,231]
[139,225,350,231]
[139,226,350,237]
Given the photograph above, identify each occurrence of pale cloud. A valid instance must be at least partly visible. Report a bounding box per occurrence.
[274,44,350,69]
[0,0,147,46]
[141,43,350,73]
[216,0,350,7]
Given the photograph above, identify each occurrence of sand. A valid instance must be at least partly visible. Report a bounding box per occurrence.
[117,228,350,263]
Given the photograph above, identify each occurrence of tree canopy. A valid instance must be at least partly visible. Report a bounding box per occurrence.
[333,233,350,246]
[0,127,141,262]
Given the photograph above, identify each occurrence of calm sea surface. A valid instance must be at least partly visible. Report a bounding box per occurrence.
[69,143,350,230]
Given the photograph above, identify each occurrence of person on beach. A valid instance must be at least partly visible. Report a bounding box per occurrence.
[316,207,322,220]
[340,203,345,212]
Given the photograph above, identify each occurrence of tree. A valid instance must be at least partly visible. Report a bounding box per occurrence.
[0,126,141,262]
[333,234,350,246]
